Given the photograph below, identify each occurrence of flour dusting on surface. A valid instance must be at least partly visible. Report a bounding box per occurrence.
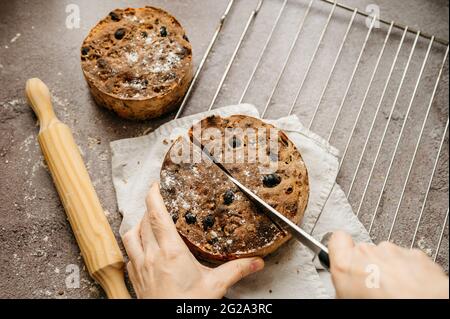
[10,33,21,43]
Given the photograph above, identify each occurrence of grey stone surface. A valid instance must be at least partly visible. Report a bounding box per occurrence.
[0,0,448,298]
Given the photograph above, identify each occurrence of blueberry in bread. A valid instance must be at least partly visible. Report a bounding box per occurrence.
[160,115,309,262]
[81,7,193,120]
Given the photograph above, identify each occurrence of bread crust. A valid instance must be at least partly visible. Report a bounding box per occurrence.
[160,115,309,263]
[81,7,193,120]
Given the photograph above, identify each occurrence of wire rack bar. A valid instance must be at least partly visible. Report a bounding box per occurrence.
[388,45,448,241]
[411,119,449,249]
[209,0,264,111]
[340,27,408,174]
[288,1,337,115]
[262,0,314,118]
[326,15,376,142]
[309,21,394,234]
[308,8,357,129]
[174,0,235,119]
[368,35,433,235]
[352,31,420,217]
[434,209,449,262]
[337,21,394,168]
[240,0,288,104]
[317,0,448,46]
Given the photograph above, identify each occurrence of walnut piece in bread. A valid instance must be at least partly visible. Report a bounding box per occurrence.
[81,7,193,120]
[160,115,309,263]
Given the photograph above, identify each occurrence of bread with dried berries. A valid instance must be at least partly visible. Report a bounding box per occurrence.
[81,7,193,119]
[160,115,309,262]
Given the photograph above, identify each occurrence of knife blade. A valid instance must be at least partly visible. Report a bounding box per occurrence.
[191,136,330,270]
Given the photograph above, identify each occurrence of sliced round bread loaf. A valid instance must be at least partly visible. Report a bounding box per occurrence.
[160,115,309,262]
[81,7,193,120]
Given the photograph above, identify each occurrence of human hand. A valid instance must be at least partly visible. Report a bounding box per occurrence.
[122,183,264,299]
[329,231,449,299]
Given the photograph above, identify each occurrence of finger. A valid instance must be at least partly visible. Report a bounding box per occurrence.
[122,223,144,265]
[377,241,405,255]
[145,182,185,249]
[140,211,159,253]
[126,261,137,283]
[212,257,264,289]
[126,262,142,299]
[328,231,355,268]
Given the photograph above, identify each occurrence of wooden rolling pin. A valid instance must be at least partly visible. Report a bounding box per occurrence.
[25,78,130,299]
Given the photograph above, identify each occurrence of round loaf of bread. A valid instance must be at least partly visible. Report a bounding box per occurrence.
[160,115,309,262]
[81,7,193,120]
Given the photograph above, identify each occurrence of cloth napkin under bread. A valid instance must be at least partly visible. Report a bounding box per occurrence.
[110,104,372,298]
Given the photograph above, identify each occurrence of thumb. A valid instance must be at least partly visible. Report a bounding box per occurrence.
[212,257,264,288]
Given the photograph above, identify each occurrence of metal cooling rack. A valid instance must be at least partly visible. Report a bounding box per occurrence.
[175,0,449,269]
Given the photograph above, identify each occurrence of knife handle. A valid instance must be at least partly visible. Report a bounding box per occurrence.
[318,249,330,270]
[25,78,130,299]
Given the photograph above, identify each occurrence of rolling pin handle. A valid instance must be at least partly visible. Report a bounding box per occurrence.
[25,78,58,129]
